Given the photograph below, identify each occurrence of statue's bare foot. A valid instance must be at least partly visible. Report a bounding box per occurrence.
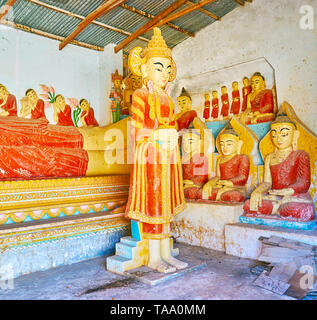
[147,260,176,273]
[163,256,188,270]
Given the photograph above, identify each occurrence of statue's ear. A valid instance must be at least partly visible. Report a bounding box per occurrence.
[293,130,300,151]
[237,139,243,154]
[141,64,148,78]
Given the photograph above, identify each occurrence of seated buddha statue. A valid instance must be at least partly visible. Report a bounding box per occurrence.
[19,88,47,120]
[175,87,197,131]
[0,84,17,117]
[182,119,210,200]
[202,123,250,202]
[243,111,315,222]
[79,99,99,127]
[53,94,74,126]
[240,72,275,125]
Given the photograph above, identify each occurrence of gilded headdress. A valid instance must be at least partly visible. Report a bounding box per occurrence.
[178,87,192,100]
[271,109,297,129]
[111,69,123,82]
[128,27,176,81]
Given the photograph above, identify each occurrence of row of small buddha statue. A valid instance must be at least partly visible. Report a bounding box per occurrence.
[199,72,276,124]
[0,84,99,127]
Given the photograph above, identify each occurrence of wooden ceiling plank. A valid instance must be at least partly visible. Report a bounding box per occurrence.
[120,3,194,37]
[154,0,217,28]
[59,0,127,51]
[28,0,149,43]
[0,0,17,20]
[114,0,188,54]
[185,1,220,20]
[233,0,245,6]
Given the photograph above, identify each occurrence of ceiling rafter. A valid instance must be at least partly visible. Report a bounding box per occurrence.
[233,0,245,6]
[27,0,149,43]
[120,3,195,38]
[185,1,220,20]
[153,0,217,28]
[59,0,126,51]
[114,0,188,54]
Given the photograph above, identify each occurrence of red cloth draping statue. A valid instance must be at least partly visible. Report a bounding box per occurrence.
[0,84,17,116]
[220,86,230,118]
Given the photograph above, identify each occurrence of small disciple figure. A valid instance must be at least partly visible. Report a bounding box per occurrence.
[53,94,74,126]
[230,81,241,116]
[125,28,188,273]
[79,99,99,127]
[240,72,275,124]
[123,74,142,115]
[220,86,230,119]
[243,111,315,222]
[0,84,17,116]
[175,87,197,131]
[211,90,220,120]
[202,124,250,202]
[182,121,209,200]
[109,69,123,123]
[19,89,47,120]
[203,93,210,121]
[241,77,252,112]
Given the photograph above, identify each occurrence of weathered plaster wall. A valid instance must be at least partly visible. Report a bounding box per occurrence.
[172,0,317,132]
[0,26,122,126]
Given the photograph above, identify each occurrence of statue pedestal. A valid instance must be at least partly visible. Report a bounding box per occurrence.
[225,223,317,259]
[172,201,244,252]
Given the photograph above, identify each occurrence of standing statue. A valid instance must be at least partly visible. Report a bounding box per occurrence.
[230,81,241,116]
[175,87,197,131]
[243,110,315,222]
[241,77,251,112]
[19,89,47,120]
[220,86,230,119]
[240,72,275,124]
[125,27,188,273]
[203,93,210,121]
[0,84,17,116]
[202,123,250,202]
[79,99,99,127]
[211,90,220,120]
[109,69,123,123]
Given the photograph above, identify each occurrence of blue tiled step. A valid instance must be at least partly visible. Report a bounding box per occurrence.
[120,236,139,247]
[115,242,136,260]
[106,255,130,274]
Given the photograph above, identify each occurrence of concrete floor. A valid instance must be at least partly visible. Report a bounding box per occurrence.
[0,243,295,300]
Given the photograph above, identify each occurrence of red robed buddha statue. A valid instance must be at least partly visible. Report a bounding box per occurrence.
[19,89,47,120]
[79,99,99,127]
[203,93,210,121]
[241,77,251,112]
[243,111,315,222]
[0,84,17,117]
[220,86,230,119]
[53,94,74,126]
[211,90,220,120]
[230,81,241,116]
[202,124,250,202]
[175,87,197,131]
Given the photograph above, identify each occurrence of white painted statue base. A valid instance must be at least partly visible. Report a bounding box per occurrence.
[172,201,244,252]
[225,223,317,259]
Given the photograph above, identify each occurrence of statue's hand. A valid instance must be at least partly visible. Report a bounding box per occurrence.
[250,191,262,211]
[269,188,294,197]
[217,180,234,188]
[183,180,194,185]
[154,128,178,151]
[202,178,219,200]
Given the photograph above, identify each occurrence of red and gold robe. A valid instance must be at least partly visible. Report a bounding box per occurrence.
[0,94,17,116]
[57,105,74,126]
[125,88,186,239]
[208,154,250,202]
[182,153,209,199]
[0,117,88,180]
[242,85,251,112]
[176,110,197,131]
[230,90,241,115]
[31,99,46,120]
[81,108,99,127]
[203,101,210,120]
[221,93,229,117]
[244,150,315,221]
[211,98,219,119]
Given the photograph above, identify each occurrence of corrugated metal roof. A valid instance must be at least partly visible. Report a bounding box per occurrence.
[0,0,245,54]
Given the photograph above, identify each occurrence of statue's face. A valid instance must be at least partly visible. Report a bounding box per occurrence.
[80,100,90,111]
[114,79,122,88]
[251,75,265,92]
[212,91,217,99]
[56,95,65,106]
[131,76,142,90]
[0,86,7,98]
[232,82,239,91]
[177,96,191,112]
[221,87,227,95]
[182,132,201,156]
[219,134,239,156]
[26,90,37,102]
[144,57,171,89]
[204,94,210,100]
[243,78,249,87]
[271,123,295,150]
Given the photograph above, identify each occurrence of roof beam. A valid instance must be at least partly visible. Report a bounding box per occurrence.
[0,19,104,51]
[0,0,17,20]
[59,0,126,50]
[232,0,245,6]
[154,0,217,28]
[120,3,194,38]
[114,0,188,54]
[28,0,149,43]
[185,1,220,20]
